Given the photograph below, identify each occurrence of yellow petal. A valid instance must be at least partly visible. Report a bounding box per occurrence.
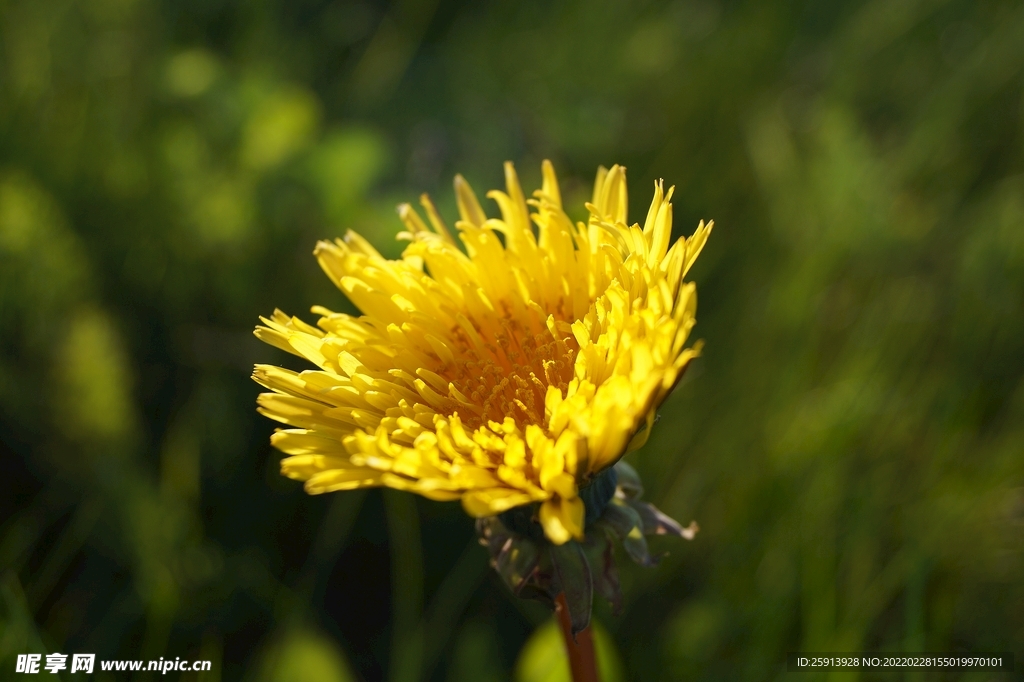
[461,488,539,517]
[539,496,585,545]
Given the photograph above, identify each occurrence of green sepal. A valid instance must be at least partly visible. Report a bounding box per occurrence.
[550,540,593,637]
[477,517,544,594]
[598,500,658,566]
[580,466,619,527]
[495,533,541,592]
[516,583,555,609]
[627,499,688,537]
[476,517,509,556]
[612,460,643,500]
[583,534,623,615]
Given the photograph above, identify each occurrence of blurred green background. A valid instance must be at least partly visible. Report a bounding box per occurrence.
[1,0,1023,680]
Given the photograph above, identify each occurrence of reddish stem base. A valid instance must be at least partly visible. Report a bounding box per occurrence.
[554,593,600,682]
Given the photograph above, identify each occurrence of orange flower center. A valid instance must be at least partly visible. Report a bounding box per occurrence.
[434,316,578,431]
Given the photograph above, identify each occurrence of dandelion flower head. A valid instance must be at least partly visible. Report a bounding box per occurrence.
[253,161,712,544]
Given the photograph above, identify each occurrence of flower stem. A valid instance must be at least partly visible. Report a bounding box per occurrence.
[555,593,600,682]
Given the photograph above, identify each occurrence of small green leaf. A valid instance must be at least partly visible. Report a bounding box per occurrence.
[514,618,625,682]
[255,627,356,682]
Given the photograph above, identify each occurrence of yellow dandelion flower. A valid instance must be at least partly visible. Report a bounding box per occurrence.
[253,161,712,545]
